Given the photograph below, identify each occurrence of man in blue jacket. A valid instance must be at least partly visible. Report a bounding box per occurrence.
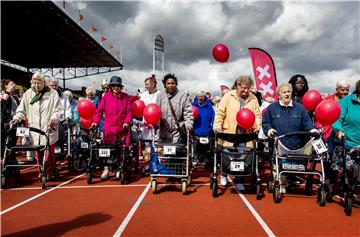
[192,91,215,166]
[263,83,317,193]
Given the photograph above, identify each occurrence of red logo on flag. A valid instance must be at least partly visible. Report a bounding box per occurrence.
[249,48,278,101]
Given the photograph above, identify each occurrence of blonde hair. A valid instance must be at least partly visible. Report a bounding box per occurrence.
[235,75,254,87]
[86,87,96,96]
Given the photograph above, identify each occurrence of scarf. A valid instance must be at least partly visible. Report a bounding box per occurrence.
[30,86,50,104]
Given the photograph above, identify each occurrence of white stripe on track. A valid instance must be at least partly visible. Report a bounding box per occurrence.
[3,183,211,191]
[113,182,151,237]
[230,180,276,237]
[0,173,84,216]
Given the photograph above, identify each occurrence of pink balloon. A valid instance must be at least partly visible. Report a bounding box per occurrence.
[80,117,93,129]
[212,43,230,63]
[77,99,96,120]
[315,100,341,126]
[132,100,146,118]
[236,108,255,129]
[143,103,162,125]
[192,106,199,120]
[302,90,322,111]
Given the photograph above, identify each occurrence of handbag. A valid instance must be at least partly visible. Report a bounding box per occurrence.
[166,94,187,137]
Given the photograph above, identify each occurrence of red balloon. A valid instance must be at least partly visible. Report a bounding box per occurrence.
[132,100,146,118]
[143,103,162,125]
[80,117,93,129]
[212,43,230,63]
[302,90,322,111]
[315,100,341,126]
[192,106,199,120]
[77,99,96,120]
[236,108,255,129]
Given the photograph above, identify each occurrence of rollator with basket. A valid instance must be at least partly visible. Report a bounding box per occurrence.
[1,125,58,189]
[69,121,91,172]
[269,131,328,205]
[210,132,261,199]
[130,120,151,177]
[86,126,131,184]
[150,131,192,195]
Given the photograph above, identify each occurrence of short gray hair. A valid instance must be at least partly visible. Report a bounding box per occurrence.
[48,77,59,85]
[276,83,292,96]
[31,72,45,83]
[336,80,350,88]
[64,90,73,99]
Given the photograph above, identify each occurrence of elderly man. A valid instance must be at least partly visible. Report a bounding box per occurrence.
[263,83,317,193]
[11,72,62,179]
[156,73,193,144]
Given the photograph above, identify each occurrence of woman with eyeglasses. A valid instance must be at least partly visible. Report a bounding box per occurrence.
[92,76,132,180]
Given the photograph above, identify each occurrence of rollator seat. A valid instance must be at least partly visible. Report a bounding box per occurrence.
[11,145,46,152]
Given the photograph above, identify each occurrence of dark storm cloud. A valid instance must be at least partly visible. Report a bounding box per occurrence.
[86,1,140,24]
[65,1,359,95]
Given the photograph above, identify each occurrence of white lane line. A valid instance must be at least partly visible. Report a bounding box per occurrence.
[0,173,84,216]
[230,180,276,237]
[2,183,211,191]
[113,182,151,237]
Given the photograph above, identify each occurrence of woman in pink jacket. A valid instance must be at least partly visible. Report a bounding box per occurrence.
[93,76,132,179]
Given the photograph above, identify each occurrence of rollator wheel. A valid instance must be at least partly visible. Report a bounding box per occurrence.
[86,172,93,184]
[41,175,46,189]
[73,159,87,172]
[181,180,187,195]
[316,188,326,207]
[344,193,352,216]
[268,180,273,193]
[211,180,218,198]
[256,184,261,200]
[120,172,125,185]
[273,187,281,203]
[151,179,157,194]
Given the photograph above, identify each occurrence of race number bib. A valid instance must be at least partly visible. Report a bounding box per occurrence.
[16,127,30,137]
[312,139,328,154]
[99,148,111,157]
[199,137,209,144]
[230,161,244,172]
[163,146,176,155]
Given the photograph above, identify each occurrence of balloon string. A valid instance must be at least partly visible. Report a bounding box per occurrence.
[226,62,236,77]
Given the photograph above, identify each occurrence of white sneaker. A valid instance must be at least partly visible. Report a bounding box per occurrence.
[220,175,227,186]
[101,168,109,180]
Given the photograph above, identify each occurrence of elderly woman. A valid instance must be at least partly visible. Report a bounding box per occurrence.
[214,75,261,187]
[93,76,132,180]
[11,72,62,179]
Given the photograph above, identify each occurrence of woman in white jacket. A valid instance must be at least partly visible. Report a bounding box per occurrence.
[11,72,62,179]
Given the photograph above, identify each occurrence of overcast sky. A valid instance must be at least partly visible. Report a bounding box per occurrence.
[63,0,359,97]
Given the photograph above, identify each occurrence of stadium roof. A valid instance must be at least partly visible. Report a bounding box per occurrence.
[1,1,122,69]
